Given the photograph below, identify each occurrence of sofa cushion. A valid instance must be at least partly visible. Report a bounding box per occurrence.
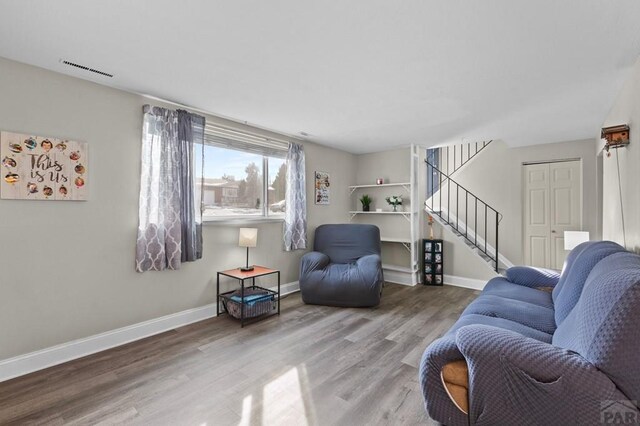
[552,241,624,325]
[461,294,556,334]
[550,240,592,301]
[445,313,552,343]
[505,266,560,288]
[553,252,640,404]
[313,224,381,264]
[482,277,554,309]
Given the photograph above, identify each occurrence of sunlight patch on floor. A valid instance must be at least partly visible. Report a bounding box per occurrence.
[238,395,253,426]
[261,367,310,425]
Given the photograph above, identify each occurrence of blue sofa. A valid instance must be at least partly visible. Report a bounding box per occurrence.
[299,224,384,307]
[419,241,640,425]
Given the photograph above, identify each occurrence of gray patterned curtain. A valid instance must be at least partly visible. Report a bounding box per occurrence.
[177,109,205,262]
[284,142,307,251]
[135,105,205,272]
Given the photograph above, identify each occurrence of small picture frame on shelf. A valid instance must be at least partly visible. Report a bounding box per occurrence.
[425,263,433,273]
[435,242,442,252]
[435,253,442,263]
[435,276,443,284]
[425,242,432,252]
[436,264,442,273]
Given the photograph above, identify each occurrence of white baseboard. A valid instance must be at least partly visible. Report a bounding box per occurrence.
[279,281,300,295]
[0,281,300,383]
[443,275,486,291]
[383,269,417,286]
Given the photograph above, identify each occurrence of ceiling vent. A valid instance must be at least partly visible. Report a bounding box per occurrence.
[60,59,114,78]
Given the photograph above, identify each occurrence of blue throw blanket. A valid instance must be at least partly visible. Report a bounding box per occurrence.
[230,294,273,306]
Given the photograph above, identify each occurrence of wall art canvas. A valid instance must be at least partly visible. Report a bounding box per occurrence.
[1,131,88,201]
[314,171,330,205]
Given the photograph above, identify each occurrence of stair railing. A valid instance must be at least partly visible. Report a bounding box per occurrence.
[435,140,492,177]
[426,158,502,272]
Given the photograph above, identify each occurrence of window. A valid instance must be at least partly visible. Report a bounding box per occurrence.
[426,148,440,199]
[194,124,288,221]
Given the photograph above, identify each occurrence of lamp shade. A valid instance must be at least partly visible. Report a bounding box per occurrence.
[564,231,589,250]
[238,228,258,248]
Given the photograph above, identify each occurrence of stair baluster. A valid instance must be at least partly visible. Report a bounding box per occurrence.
[431,140,492,178]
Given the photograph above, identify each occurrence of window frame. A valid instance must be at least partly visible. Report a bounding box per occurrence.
[199,144,287,224]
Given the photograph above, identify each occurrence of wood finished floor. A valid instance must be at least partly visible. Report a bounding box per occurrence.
[0,284,478,426]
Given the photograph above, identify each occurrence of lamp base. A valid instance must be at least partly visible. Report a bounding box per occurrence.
[240,266,255,272]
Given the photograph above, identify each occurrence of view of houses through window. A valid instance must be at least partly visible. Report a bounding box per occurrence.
[195,143,286,220]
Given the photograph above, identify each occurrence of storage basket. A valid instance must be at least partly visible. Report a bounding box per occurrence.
[222,287,276,319]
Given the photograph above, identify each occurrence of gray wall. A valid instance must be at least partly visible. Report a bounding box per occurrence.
[0,57,356,360]
[601,58,640,252]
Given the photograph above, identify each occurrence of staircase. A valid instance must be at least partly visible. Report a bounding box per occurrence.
[425,141,505,273]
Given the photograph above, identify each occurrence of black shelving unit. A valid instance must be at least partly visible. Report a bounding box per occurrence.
[423,239,443,286]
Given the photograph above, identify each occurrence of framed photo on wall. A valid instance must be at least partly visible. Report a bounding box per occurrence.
[314,171,330,205]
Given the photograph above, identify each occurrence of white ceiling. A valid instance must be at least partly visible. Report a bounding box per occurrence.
[1,1,640,153]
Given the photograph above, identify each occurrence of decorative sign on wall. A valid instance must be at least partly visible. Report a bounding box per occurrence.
[314,171,330,205]
[1,131,88,200]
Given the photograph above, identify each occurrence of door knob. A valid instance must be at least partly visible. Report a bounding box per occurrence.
[551,230,557,233]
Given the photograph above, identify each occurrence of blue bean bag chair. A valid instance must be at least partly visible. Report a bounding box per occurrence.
[299,224,384,307]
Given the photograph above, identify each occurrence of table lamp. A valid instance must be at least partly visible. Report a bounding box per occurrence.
[238,228,258,272]
[564,231,590,250]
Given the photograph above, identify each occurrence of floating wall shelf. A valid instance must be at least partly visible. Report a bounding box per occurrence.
[348,182,411,195]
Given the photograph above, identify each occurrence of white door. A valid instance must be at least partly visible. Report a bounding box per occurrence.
[524,161,582,269]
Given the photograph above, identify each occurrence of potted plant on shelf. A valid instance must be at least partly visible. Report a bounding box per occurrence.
[386,195,403,212]
[359,194,373,211]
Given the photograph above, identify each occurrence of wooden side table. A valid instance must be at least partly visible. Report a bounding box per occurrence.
[216,266,280,327]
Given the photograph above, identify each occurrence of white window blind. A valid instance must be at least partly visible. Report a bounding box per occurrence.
[204,123,288,158]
